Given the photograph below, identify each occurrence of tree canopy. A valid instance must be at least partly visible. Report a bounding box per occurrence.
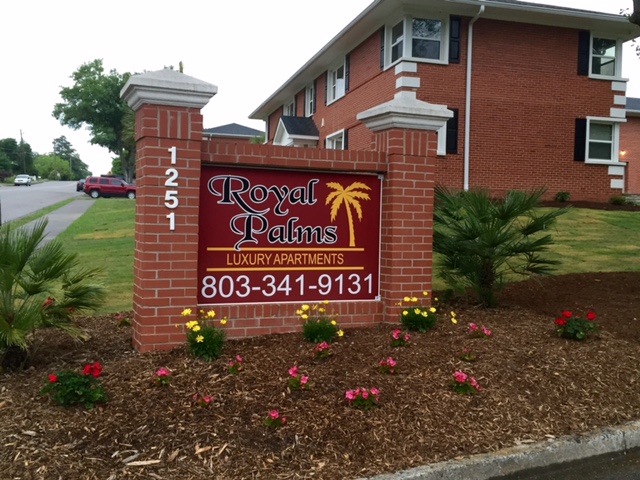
[52,136,91,179]
[53,60,135,181]
[0,137,36,177]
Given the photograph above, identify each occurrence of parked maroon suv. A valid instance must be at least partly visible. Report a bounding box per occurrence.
[83,176,136,199]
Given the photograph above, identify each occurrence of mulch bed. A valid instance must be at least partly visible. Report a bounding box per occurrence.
[2,271,640,479]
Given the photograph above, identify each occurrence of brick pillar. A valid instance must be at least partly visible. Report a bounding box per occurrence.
[121,69,217,352]
[357,91,452,322]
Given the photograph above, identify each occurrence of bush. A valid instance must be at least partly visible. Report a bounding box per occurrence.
[554,191,570,202]
[555,310,598,340]
[398,294,438,333]
[180,309,227,361]
[40,363,107,409]
[298,303,341,343]
[433,186,568,307]
[610,195,627,206]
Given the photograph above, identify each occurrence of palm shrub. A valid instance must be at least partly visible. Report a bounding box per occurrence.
[433,186,568,307]
[0,219,105,369]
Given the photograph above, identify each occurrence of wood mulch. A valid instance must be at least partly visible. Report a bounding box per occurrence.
[2,202,640,479]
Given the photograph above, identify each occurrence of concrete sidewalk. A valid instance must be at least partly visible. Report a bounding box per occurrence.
[360,420,640,480]
[21,198,94,243]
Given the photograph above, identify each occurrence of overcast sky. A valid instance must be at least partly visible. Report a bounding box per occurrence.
[0,0,637,176]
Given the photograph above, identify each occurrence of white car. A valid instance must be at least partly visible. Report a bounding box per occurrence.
[14,174,32,186]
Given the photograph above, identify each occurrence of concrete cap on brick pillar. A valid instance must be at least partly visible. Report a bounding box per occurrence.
[120,68,218,111]
[357,90,452,132]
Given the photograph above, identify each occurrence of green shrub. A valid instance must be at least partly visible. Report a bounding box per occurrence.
[554,191,570,202]
[40,363,107,409]
[298,303,341,343]
[180,309,226,362]
[398,295,438,333]
[610,195,627,205]
[433,186,568,307]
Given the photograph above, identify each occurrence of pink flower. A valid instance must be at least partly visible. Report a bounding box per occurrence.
[469,323,478,333]
[281,417,287,424]
[454,371,468,383]
[370,388,380,396]
[470,377,481,391]
[300,376,309,385]
[229,361,235,366]
[392,329,401,340]
[481,327,492,337]
[387,357,397,367]
[269,410,280,420]
[361,389,369,400]
[156,367,171,377]
[236,355,243,362]
[345,390,356,401]
[288,366,298,378]
[404,334,411,342]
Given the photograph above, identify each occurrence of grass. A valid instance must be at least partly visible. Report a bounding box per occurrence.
[49,201,640,315]
[56,199,136,314]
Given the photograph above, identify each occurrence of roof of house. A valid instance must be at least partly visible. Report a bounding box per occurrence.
[250,0,639,121]
[279,116,320,137]
[627,97,640,116]
[203,123,264,138]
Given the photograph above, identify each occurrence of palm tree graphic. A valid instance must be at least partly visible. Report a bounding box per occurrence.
[325,182,371,247]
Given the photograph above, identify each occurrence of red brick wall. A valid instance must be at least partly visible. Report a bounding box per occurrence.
[621,116,640,194]
[267,17,624,201]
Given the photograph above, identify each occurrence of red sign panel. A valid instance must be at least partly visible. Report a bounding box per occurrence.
[197,166,381,305]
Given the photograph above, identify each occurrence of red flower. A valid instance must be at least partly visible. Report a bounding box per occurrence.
[562,311,572,319]
[83,362,103,378]
[83,365,91,376]
[555,318,567,327]
[48,374,57,383]
[42,297,55,308]
[587,311,597,321]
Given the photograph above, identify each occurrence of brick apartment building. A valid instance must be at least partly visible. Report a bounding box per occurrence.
[250,0,640,201]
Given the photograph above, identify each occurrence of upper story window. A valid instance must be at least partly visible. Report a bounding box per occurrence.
[283,98,295,116]
[591,37,619,77]
[327,63,346,104]
[305,83,315,117]
[386,15,447,67]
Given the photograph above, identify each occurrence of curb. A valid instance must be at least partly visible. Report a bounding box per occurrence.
[359,420,640,480]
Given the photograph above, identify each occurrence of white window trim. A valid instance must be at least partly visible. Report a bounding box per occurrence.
[437,125,446,156]
[585,116,626,164]
[283,97,295,116]
[325,129,345,150]
[385,13,449,70]
[327,62,346,106]
[589,35,623,81]
[305,84,315,117]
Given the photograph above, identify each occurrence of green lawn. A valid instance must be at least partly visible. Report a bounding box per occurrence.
[52,202,640,314]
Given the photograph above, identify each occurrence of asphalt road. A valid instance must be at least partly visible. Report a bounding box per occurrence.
[0,180,82,224]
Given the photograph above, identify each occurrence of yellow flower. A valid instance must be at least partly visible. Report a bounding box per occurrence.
[434,297,439,302]
[192,325,201,332]
[451,317,458,324]
[301,314,308,320]
[429,307,436,313]
[185,320,198,330]
[402,310,408,316]
[301,304,310,311]
[312,304,318,310]
[323,300,329,305]
[296,309,303,315]
[414,308,420,314]
[423,291,429,297]
[195,335,204,343]
[206,310,216,319]
[181,308,192,317]
[220,318,227,325]
[331,320,337,326]
[199,309,204,314]
[421,312,428,317]
[411,297,418,303]
[403,296,410,302]
[337,330,344,337]
[319,308,326,313]
[450,311,456,317]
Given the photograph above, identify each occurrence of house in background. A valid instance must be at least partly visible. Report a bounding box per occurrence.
[203,123,264,144]
[250,0,640,201]
[622,98,640,194]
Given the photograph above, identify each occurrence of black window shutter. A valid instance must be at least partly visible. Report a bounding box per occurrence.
[574,118,587,161]
[343,130,349,150]
[446,108,459,154]
[345,54,351,92]
[313,79,317,114]
[578,31,590,76]
[449,16,461,64]
[380,27,385,70]
[325,71,328,105]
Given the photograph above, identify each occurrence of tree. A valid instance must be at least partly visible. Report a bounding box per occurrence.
[0,137,35,175]
[53,60,135,181]
[433,186,568,308]
[0,219,105,369]
[52,136,90,179]
[34,154,71,180]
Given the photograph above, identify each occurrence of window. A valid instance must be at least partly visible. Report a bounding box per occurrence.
[327,63,345,104]
[575,117,623,163]
[283,98,295,116]
[591,37,618,77]
[386,15,446,67]
[326,130,346,150]
[305,83,315,117]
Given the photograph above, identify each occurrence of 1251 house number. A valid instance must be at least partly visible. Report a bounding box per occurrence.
[165,146,179,231]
